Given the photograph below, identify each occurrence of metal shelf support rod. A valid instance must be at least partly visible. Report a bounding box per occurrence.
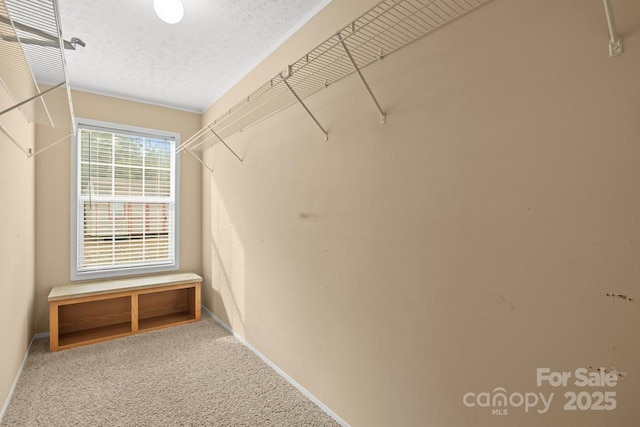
[338,33,386,124]
[208,126,243,163]
[281,74,328,141]
[603,0,623,57]
[29,132,73,158]
[0,123,31,156]
[186,147,213,173]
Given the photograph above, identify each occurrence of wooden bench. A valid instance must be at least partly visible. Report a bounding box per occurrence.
[48,273,202,352]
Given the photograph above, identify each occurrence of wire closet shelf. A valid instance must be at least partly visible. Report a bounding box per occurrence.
[178,0,492,159]
[0,0,76,158]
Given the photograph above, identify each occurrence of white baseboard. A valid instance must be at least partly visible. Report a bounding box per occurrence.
[201,305,349,427]
[33,331,50,340]
[0,332,48,422]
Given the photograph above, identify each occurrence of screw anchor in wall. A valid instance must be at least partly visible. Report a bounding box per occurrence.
[606,293,633,302]
[589,366,627,381]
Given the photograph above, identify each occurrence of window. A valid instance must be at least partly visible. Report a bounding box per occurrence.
[72,119,180,280]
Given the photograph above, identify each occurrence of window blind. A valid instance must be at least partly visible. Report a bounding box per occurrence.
[76,125,176,274]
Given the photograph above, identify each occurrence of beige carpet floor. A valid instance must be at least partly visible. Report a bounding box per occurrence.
[1,316,339,426]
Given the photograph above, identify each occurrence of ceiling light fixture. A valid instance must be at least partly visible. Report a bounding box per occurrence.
[153,0,184,24]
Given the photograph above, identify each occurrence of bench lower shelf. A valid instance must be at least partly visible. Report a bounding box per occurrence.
[59,322,133,348]
[139,311,195,331]
[49,277,201,352]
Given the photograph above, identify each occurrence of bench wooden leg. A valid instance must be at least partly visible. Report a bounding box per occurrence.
[49,302,59,352]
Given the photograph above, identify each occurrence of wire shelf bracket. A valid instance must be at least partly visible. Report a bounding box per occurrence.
[0,122,72,158]
[282,69,329,142]
[602,0,623,57]
[30,131,73,158]
[338,32,386,124]
[209,126,244,163]
[186,147,214,173]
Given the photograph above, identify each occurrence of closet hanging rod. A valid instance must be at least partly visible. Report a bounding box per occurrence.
[0,81,64,117]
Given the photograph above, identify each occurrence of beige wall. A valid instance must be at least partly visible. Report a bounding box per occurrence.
[201,0,640,425]
[34,90,203,333]
[0,86,35,413]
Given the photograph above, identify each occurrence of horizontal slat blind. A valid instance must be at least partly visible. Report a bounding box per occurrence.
[77,126,176,272]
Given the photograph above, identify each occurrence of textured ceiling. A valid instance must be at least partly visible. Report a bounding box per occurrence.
[57,0,331,112]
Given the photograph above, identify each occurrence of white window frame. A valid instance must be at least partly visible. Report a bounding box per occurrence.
[71,118,180,281]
